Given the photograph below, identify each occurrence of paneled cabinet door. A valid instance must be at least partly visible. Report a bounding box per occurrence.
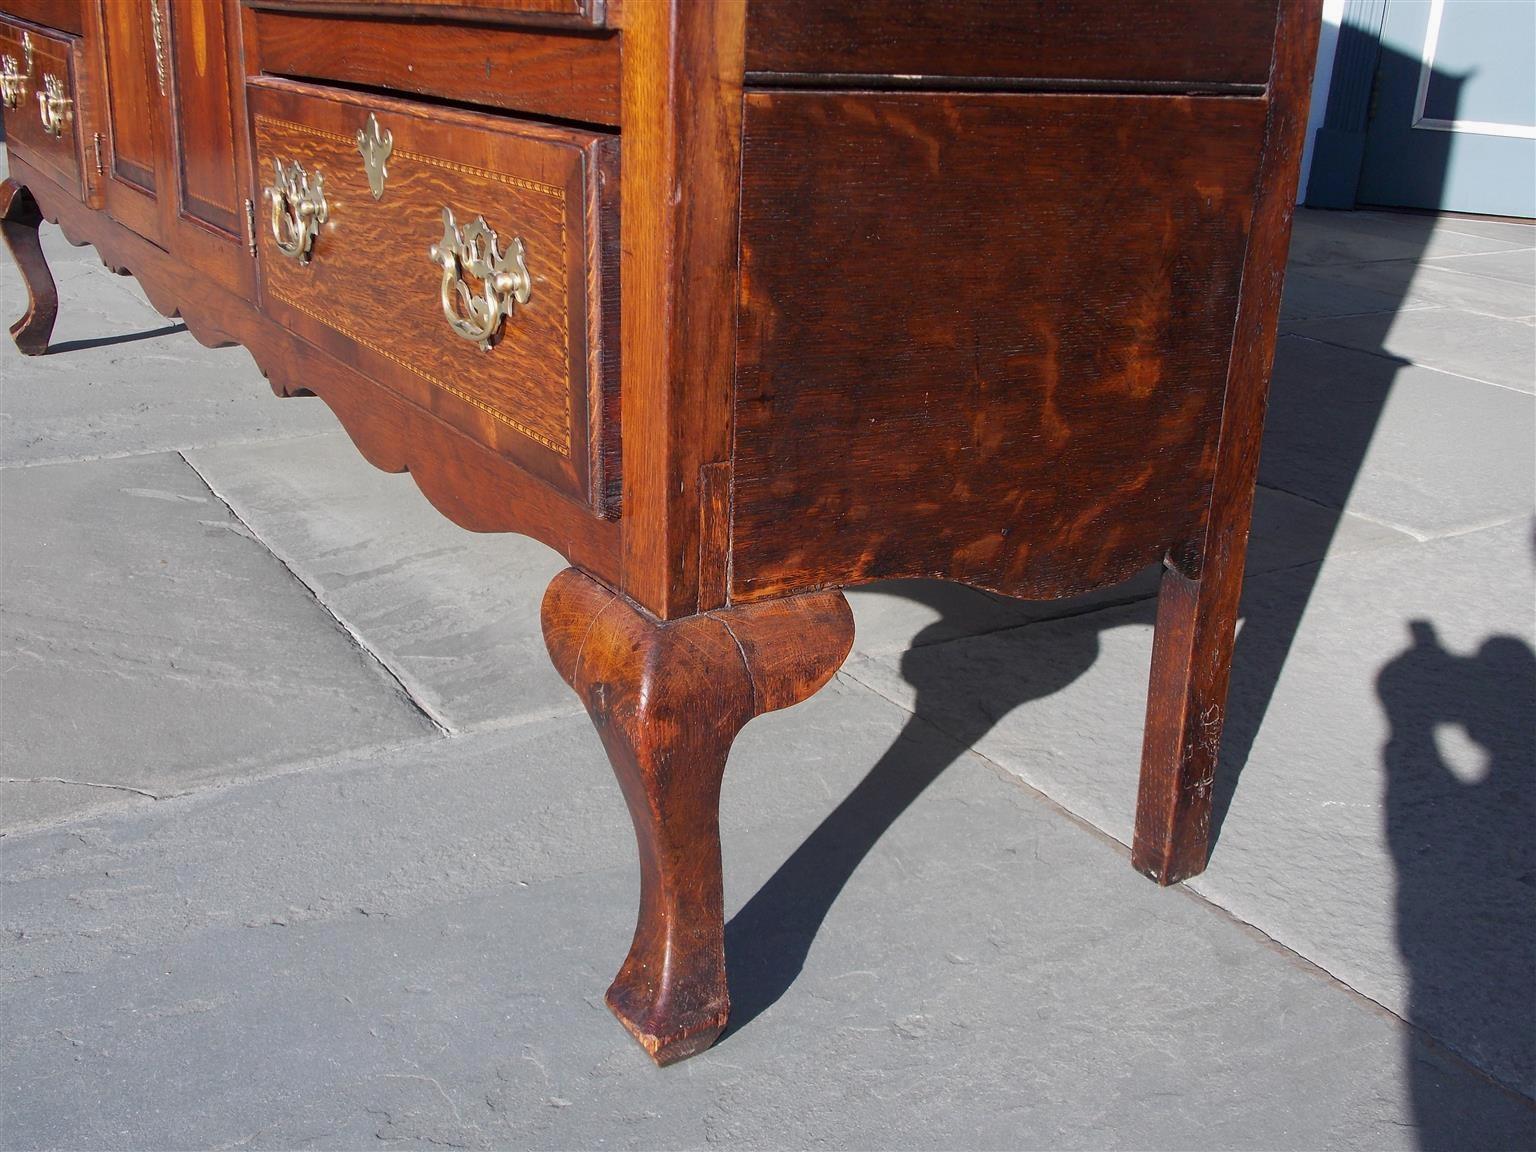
[91,0,253,299]
[92,0,167,243]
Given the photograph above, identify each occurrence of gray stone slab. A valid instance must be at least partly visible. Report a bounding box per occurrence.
[1259,334,1536,538]
[1279,270,1431,329]
[0,210,338,466]
[1428,247,1535,288]
[3,685,1529,1151]
[1426,216,1536,245]
[0,452,438,830]
[846,517,1535,1098]
[183,434,576,733]
[1287,208,1531,269]
[1301,258,1535,320]
[1289,307,1536,394]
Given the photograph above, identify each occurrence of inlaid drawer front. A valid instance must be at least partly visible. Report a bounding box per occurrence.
[246,79,620,515]
[0,17,87,201]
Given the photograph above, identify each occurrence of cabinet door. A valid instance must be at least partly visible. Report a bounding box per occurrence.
[93,0,166,243]
[161,0,254,298]
[91,0,253,298]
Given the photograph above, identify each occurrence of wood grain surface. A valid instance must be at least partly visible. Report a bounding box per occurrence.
[169,0,242,236]
[542,566,853,1064]
[247,0,608,30]
[733,90,1267,604]
[248,8,621,126]
[744,0,1278,88]
[91,0,164,244]
[0,0,80,34]
[615,0,747,619]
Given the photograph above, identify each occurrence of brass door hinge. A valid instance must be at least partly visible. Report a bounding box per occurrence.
[92,132,105,176]
[244,198,257,258]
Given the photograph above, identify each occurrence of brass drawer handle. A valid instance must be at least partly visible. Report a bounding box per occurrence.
[37,73,71,137]
[428,207,531,352]
[264,158,328,264]
[1,52,27,110]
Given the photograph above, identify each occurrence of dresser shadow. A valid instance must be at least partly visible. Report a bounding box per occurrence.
[723,582,1138,1039]
[46,321,186,355]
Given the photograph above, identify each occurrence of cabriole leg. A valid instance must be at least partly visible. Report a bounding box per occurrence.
[542,568,853,1065]
[1,180,58,356]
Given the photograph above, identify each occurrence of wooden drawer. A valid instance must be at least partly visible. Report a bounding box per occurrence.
[245,7,620,126]
[0,0,82,35]
[247,78,620,514]
[745,0,1278,89]
[0,16,89,201]
[244,0,613,30]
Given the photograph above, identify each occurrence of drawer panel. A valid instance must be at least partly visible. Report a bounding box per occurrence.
[248,79,620,514]
[0,17,88,200]
[247,8,620,126]
[244,0,612,31]
[745,0,1278,88]
[1,0,83,35]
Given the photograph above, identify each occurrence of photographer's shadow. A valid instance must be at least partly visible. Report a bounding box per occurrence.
[1378,619,1536,1149]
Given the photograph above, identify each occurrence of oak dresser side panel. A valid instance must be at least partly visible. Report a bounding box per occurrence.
[731,92,1268,603]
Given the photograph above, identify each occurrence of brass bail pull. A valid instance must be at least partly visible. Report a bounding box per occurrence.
[428,207,532,352]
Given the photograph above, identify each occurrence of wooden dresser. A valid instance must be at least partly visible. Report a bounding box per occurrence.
[1,0,1321,1065]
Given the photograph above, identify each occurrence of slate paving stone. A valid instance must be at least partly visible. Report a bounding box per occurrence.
[846,516,1534,1099]
[0,452,439,830]
[1260,334,1536,537]
[184,433,576,733]
[4,686,1530,1151]
[1298,257,1535,320]
[1435,247,1535,288]
[1416,215,1536,245]
[1289,306,1536,393]
[1279,269,1434,328]
[1287,207,1531,268]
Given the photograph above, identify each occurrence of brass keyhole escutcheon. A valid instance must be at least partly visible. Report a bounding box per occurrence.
[356,112,392,200]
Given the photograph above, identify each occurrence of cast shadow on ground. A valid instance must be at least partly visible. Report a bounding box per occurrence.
[1378,616,1536,1149]
[725,582,1138,1036]
[47,321,187,355]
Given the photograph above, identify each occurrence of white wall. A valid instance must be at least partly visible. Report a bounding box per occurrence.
[1298,0,1348,202]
